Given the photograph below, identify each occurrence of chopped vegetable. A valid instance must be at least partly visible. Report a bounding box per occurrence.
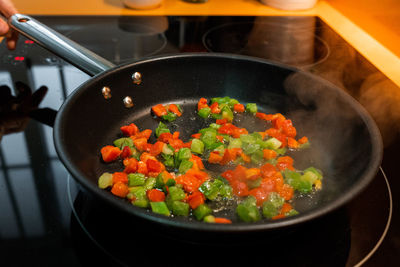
[98,97,322,223]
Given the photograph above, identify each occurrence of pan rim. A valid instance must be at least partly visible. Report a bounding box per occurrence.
[54,52,383,232]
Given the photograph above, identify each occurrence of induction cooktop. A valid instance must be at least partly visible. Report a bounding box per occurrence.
[0,15,397,266]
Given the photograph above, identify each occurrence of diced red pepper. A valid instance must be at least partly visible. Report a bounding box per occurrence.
[175,174,203,193]
[191,133,201,139]
[263,149,277,160]
[260,163,277,179]
[233,103,245,113]
[147,189,166,202]
[187,191,205,209]
[120,123,139,136]
[287,137,299,149]
[214,218,232,224]
[210,102,221,114]
[123,158,138,174]
[146,159,162,173]
[168,104,182,117]
[231,180,249,197]
[248,187,269,206]
[276,156,295,171]
[158,132,173,143]
[152,104,168,117]
[208,151,223,164]
[216,118,228,125]
[137,161,148,175]
[133,138,148,151]
[100,145,121,162]
[278,184,294,201]
[197,98,209,111]
[120,146,132,159]
[111,182,129,198]
[112,172,128,184]
[150,141,165,156]
[298,136,308,144]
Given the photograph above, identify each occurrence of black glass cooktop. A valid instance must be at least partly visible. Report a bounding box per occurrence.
[0,16,398,266]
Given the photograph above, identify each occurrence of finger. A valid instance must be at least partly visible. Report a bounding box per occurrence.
[0,85,12,105]
[0,18,9,35]
[15,81,32,99]
[6,30,18,50]
[0,0,18,18]
[30,86,48,108]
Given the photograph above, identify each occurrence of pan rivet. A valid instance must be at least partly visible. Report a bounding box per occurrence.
[132,72,142,85]
[102,86,112,99]
[123,96,134,108]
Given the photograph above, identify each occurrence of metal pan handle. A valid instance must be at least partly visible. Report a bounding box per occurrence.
[9,14,116,76]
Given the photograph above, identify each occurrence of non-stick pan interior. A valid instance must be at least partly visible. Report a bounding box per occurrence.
[54,54,382,231]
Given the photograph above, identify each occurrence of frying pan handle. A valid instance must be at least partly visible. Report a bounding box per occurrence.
[9,14,116,76]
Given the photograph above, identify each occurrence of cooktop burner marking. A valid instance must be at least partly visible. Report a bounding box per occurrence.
[67,165,392,266]
[202,20,330,68]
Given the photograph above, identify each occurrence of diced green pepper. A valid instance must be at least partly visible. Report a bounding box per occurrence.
[262,192,285,219]
[168,186,186,201]
[162,144,174,155]
[297,179,313,193]
[171,201,189,216]
[221,105,233,122]
[177,148,192,162]
[162,111,177,122]
[193,204,212,220]
[250,150,264,164]
[301,171,319,184]
[203,215,216,223]
[155,174,165,189]
[150,202,170,216]
[130,147,141,160]
[178,160,193,174]
[98,172,113,189]
[144,177,156,190]
[165,178,176,187]
[246,103,257,114]
[209,123,221,130]
[304,167,323,180]
[219,184,233,199]
[228,98,239,108]
[240,134,256,144]
[265,137,282,150]
[200,180,224,201]
[236,196,261,222]
[299,142,310,149]
[275,147,287,155]
[128,173,146,186]
[191,138,205,154]
[242,143,261,155]
[285,209,299,217]
[247,178,262,189]
[283,170,313,193]
[211,113,222,120]
[129,186,147,199]
[200,130,217,149]
[228,138,242,149]
[132,199,149,208]
[198,107,211,118]
[162,154,175,167]
[155,122,170,138]
[113,137,134,150]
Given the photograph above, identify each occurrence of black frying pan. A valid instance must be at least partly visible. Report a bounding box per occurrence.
[9,14,382,236]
